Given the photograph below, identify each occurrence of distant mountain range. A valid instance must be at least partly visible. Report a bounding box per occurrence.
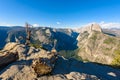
[102,28,120,37]
[0,24,120,67]
[0,26,78,51]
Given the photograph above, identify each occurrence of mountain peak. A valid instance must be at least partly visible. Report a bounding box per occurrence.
[91,23,102,32]
[81,23,102,33]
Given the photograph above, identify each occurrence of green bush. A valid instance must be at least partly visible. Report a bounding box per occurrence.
[29,43,48,50]
[29,43,41,48]
[59,49,82,61]
[90,34,97,41]
[104,38,115,44]
[111,49,120,68]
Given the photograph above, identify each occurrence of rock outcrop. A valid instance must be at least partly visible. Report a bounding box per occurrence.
[80,23,102,34]
[76,24,120,65]
[0,55,100,80]
[0,42,100,80]
[0,51,18,68]
[1,55,120,80]
[0,42,60,79]
[2,42,27,60]
[65,72,98,80]
[31,50,57,76]
[0,42,26,68]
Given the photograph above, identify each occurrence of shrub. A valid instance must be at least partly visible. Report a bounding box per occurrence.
[59,49,82,61]
[90,34,97,41]
[111,49,120,68]
[104,38,115,44]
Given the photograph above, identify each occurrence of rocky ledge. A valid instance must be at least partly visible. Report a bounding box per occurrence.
[0,42,120,80]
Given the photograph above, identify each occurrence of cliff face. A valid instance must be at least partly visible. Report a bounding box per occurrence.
[80,23,102,34]
[31,27,78,51]
[76,24,120,65]
[0,27,11,49]
[0,27,25,49]
[0,27,78,51]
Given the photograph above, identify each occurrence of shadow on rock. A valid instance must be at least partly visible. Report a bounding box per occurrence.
[0,59,33,75]
[52,56,120,80]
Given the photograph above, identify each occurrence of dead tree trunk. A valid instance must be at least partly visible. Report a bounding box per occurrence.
[0,52,18,68]
[25,23,31,45]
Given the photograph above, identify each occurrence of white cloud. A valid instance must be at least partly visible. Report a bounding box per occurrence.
[0,23,16,26]
[33,24,39,27]
[80,21,120,29]
[99,21,120,29]
[56,22,61,25]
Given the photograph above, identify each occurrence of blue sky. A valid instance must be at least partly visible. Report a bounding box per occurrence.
[0,0,120,28]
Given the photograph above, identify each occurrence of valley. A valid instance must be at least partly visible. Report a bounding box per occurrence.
[0,23,120,80]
